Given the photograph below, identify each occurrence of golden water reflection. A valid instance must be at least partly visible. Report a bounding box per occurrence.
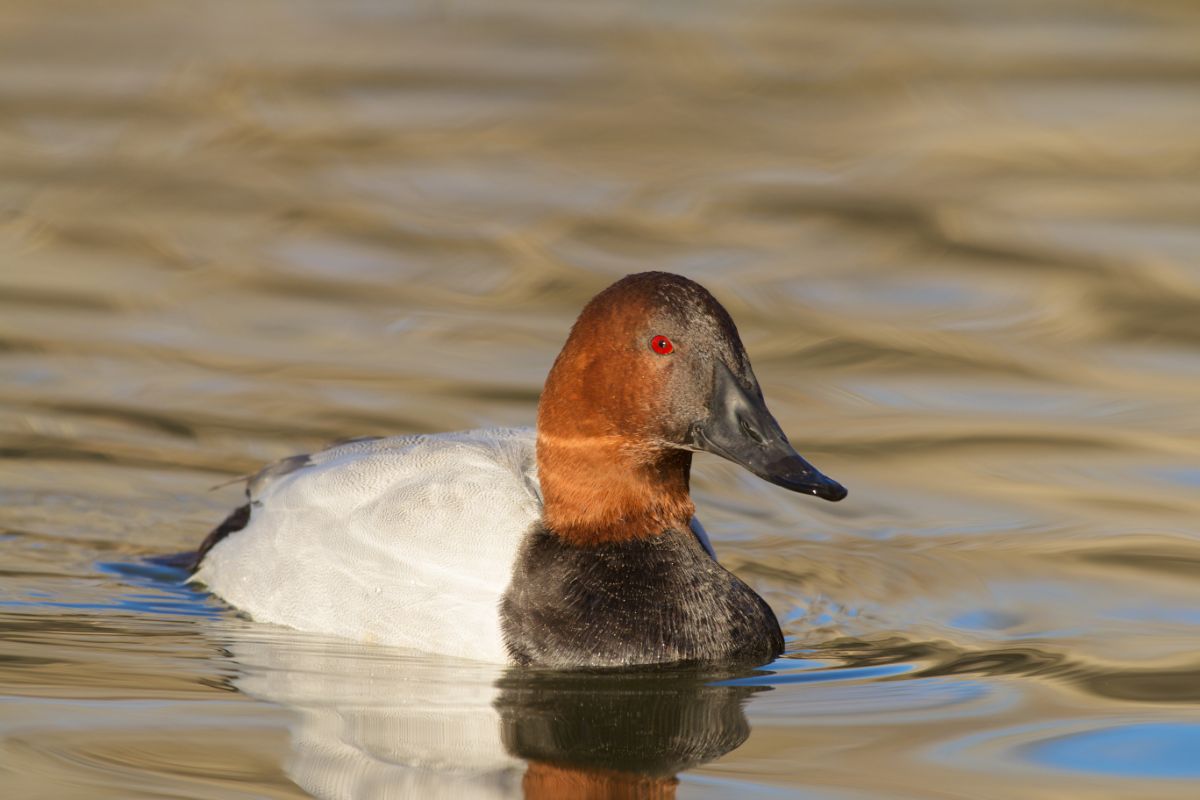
[2,0,1200,797]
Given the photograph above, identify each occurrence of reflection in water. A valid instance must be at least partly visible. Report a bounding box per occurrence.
[226,633,757,800]
[820,635,1200,705]
[3,0,1200,797]
[227,635,519,800]
[498,670,756,799]
[1021,722,1200,780]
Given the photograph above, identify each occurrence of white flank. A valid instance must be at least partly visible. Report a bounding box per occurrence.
[194,428,542,663]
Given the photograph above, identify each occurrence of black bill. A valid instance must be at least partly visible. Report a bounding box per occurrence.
[690,362,847,502]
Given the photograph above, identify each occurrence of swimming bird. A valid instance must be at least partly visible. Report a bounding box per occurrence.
[191,271,846,667]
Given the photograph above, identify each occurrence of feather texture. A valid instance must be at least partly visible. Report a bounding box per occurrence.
[194,428,542,662]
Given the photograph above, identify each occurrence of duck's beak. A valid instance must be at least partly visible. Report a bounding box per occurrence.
[690,362,847,502]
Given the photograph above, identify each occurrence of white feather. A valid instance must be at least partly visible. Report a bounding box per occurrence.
[194,428,542,663]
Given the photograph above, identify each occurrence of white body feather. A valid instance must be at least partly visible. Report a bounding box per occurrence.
[195,428,542,663]
[194,427,717,664]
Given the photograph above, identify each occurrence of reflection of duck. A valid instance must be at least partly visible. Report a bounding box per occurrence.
[225,632,759,800]
[498,670,756,799]
[192,272,845,667]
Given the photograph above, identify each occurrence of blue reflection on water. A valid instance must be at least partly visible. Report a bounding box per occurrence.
[98,558,223,617]
[714,661,914,687]
[1024,722,1200,779]
[1150,466,1200,488]
[951,609,1025,631]
[0,558,222,619]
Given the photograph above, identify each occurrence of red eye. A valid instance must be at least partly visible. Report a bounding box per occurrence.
[649,335,674,355]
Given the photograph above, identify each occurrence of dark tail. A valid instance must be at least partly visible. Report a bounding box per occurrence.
[189,503,252,572]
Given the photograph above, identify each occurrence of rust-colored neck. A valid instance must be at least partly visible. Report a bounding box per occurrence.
[536,432,694,546]
[536,280,696,545]
[523,761,679,800]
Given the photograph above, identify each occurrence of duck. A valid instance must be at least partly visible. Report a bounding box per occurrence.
[190,271,846,668]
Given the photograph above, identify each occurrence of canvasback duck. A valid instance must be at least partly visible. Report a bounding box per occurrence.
[191,272,846,667]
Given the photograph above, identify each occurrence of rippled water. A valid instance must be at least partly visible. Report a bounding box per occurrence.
[3,1,1200,797]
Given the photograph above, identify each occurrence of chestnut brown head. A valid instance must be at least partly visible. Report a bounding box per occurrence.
[537,272,844,545]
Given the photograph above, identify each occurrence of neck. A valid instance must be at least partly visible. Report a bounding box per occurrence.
[536,432,695,546]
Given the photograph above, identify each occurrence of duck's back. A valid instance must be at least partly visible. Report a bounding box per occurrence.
[193,428,541,663]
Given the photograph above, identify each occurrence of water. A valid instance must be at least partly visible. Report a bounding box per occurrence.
[2,0,1199,797]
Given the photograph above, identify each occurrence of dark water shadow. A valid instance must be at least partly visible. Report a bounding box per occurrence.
[817,636,1200,704]
[496,665,761,796]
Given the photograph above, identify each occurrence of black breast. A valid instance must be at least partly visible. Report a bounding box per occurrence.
[500,526,784,668]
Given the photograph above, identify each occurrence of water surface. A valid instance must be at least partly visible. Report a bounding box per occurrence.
[2,1,1200,797]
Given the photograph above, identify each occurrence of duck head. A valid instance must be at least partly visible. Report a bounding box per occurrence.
[537,271,846,546]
